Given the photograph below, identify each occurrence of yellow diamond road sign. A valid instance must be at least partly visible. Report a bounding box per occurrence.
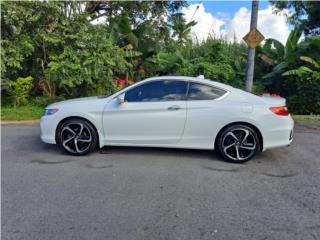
[243,28,265,49]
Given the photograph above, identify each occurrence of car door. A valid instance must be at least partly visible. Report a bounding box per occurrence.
[103,79,188,145]
[182,81,229,149]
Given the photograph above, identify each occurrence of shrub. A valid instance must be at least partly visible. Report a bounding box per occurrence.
[286,78,320,114]
[6,76,33,107]
[31,95,65,107]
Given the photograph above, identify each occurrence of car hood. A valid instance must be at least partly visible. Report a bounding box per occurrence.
[46,96,111,108]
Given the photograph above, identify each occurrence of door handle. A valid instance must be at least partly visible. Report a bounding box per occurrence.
[167,105,181,110]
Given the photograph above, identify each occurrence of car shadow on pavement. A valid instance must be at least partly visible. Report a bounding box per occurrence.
[35,135,282,166]
[99,146,225,162]
[34,137,224,163]
[34,132,284,166]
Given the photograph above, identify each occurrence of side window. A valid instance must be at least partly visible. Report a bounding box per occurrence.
[125,80,187,102]
[187,82,227,100]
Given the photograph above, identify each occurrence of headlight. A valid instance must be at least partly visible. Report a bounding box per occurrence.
[44,108,59,116]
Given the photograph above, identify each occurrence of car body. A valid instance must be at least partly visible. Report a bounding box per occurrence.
[40,76,294,162]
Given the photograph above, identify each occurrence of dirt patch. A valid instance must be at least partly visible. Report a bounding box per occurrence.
[86,163,113,169]
[30,159,73,164]
[202,165,239,172]
[262,172,298,178]
[99,149,113,154]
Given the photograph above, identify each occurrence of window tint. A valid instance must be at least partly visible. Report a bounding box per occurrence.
[125,80,187,102]
[187,82,227,100]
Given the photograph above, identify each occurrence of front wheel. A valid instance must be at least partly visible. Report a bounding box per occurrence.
[217,124,260,163]
[57,119,98,155]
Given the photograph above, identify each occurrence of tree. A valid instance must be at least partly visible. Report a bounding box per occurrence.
[259,25,320,93]
[149,38,238,86]
[257,24,320,113]
[169,13,197,47]
[270,0,320,36]
[86,1,188,84]
[283,56,320,78]
[1,2,127,99]
[85,1,187,55]
[45,21,127,97]
[261,25,304,91]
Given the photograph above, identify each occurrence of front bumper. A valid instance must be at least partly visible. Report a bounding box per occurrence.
[40,116,57,144]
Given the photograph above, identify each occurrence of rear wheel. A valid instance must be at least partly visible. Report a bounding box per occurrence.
[57,119,98,155]
[217,124,259,163]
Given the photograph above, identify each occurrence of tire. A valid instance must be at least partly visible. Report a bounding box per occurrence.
[217,124,260,163]
[56,118,98,155]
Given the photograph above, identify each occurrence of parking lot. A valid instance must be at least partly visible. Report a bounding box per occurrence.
[2,122,320,240]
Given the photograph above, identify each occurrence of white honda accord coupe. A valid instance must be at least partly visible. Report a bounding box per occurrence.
[40,76,294,163]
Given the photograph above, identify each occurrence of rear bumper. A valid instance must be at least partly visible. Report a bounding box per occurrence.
[262,115,294,151]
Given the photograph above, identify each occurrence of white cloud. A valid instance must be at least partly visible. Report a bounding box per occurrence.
[182,3,225,42]
[181,4,290,45]
[216,11,231,23]
[225,6,290,44]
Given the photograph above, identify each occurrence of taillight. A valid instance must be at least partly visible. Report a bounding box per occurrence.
[269,106,289,116]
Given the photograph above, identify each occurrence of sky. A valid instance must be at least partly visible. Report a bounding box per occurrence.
[182,1,291,44]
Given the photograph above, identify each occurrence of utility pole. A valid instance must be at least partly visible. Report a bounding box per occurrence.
[244,0,259,92]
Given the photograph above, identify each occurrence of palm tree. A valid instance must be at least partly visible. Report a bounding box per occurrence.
[261,25,304,79]
[255,25,306,93]
[258,24,320,93]
[169,13,197,47]
[282,56,320,77]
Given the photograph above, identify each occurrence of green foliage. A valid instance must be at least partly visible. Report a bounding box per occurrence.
[252,82,266,93]
[1,1,319,116]
[286,81,320,115]
[258,25,320,104]
[1,2,37,77]
[1,2,128,99]
[282,56,320,114]
[149,38,243,87]
[262,25,304,80]
[104,1,186,57]
[178,62,235,85]
[149,49,187,74]
[31,96,65,107]
[5,76,33,107]
[46,22,126,97]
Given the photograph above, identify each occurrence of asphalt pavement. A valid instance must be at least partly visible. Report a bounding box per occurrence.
[2,122,320,240]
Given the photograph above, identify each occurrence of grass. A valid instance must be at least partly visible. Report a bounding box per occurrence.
[292,115,320,125]
[1,105,44,121]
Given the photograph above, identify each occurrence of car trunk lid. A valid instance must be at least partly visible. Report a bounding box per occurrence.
[256,94,286,106]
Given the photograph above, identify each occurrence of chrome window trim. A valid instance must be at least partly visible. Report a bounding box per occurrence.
[119,79,189,103]
[186,81,230,101]
[112,78,231,103]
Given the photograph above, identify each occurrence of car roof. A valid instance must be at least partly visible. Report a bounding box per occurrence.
[145,76,235,92]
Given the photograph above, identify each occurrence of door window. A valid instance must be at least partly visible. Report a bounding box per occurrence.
[187,82,227,100]
[125,80,187,102]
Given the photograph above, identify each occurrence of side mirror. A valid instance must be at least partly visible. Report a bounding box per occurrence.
[117,93,125,104]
